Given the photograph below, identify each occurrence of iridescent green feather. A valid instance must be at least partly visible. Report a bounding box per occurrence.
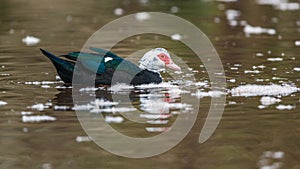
[65,48,141,75]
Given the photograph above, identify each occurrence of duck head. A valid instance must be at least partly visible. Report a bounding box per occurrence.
[139,48,181,72]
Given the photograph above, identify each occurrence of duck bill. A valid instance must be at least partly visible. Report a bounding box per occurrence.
[166,62,181,71]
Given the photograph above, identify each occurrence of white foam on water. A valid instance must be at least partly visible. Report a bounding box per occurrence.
[41,85,51,88]
[171,34,182,41]
[167,88,190,97]
[145,127,169,132]
[28,103,49,111]
[228,79,236,83]
[54,105,70,110]
[90,107,136,114]
[259,164,282,169]
[55,85,72,89]
[0,73,10,76]
[257,0,287,5]
[240,20,247,26]
[258,105,267,109]
[75,136,91,142]
[91,99,118,107]
[167,103,192,109]
[55,75,61,80]
[231,84,299,97]
[228,20,239,26]
[72,99,136,113]
[72,104,94,111]
[22,36,40,46]
[79,87,99,92]
[225,9,240,21]
[275,2,299,10]
[73,99,119,111]
[258,151,284,169]
[272,151,284,159]
[272,77,286,80]
[0,101,7,106]
[195,81,209,87]
[170,6,179,13]
[183,73,194,78]
[109,83,134,93]
[136,82,177,89]
[214,17,221,23]
[114,8,124,16]
[261,151,274,158]
[45,102,52,106]
[135,12,151,21]
[276,104,295,110]
[146,120,169,124]
[244,70,261,74]
[42,163,52,169]
[214,72,224,75]
[25,81,61,85]
[171,111,180,115]
[192,90,226,98]
[260,96,281,106]
[244,24,276,36]
[256,52,264,57]
[228,101,237,105]
[105,116,124,123]
[257,0,299,11]
[22,115,56,123]
[293,67,300,72]
[140,99,169,114]
[140,114,171,119]
[267,58,283,61]
[20,111,33,115]
[234,64,242,67]
[253,65,266,69]
[174,70,183,74]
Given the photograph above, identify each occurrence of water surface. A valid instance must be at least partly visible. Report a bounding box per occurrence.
[0,0,299,169]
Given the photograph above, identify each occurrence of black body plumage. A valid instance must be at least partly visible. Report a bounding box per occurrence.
[40,48,162,85]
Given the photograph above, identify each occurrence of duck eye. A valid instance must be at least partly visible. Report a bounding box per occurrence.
[158,54,166,59]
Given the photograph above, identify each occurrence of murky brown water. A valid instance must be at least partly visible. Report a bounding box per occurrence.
[0,0,299,169]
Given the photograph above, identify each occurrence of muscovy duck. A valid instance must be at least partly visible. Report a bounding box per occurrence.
[40,47,180,85]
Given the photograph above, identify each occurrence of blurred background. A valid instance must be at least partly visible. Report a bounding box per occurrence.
[0,0,299,169]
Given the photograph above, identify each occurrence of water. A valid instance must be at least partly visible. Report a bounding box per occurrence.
[0,0,299,169]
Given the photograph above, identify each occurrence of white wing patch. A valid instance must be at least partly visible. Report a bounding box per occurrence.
[104,57,113,62]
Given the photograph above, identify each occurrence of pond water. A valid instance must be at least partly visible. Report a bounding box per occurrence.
[0,0,299,169]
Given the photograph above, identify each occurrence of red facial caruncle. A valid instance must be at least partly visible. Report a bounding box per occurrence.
[157,52,181,71]
[157,53,171,64]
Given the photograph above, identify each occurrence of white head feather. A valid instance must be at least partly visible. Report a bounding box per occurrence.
[139,48,180,72]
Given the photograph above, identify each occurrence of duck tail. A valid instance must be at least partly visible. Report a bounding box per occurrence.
[40,48,74,83]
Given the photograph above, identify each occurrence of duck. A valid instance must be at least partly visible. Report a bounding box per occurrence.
[40,47,181,85]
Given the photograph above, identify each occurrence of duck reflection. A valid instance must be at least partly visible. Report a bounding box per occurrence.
[53,84,187,133]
